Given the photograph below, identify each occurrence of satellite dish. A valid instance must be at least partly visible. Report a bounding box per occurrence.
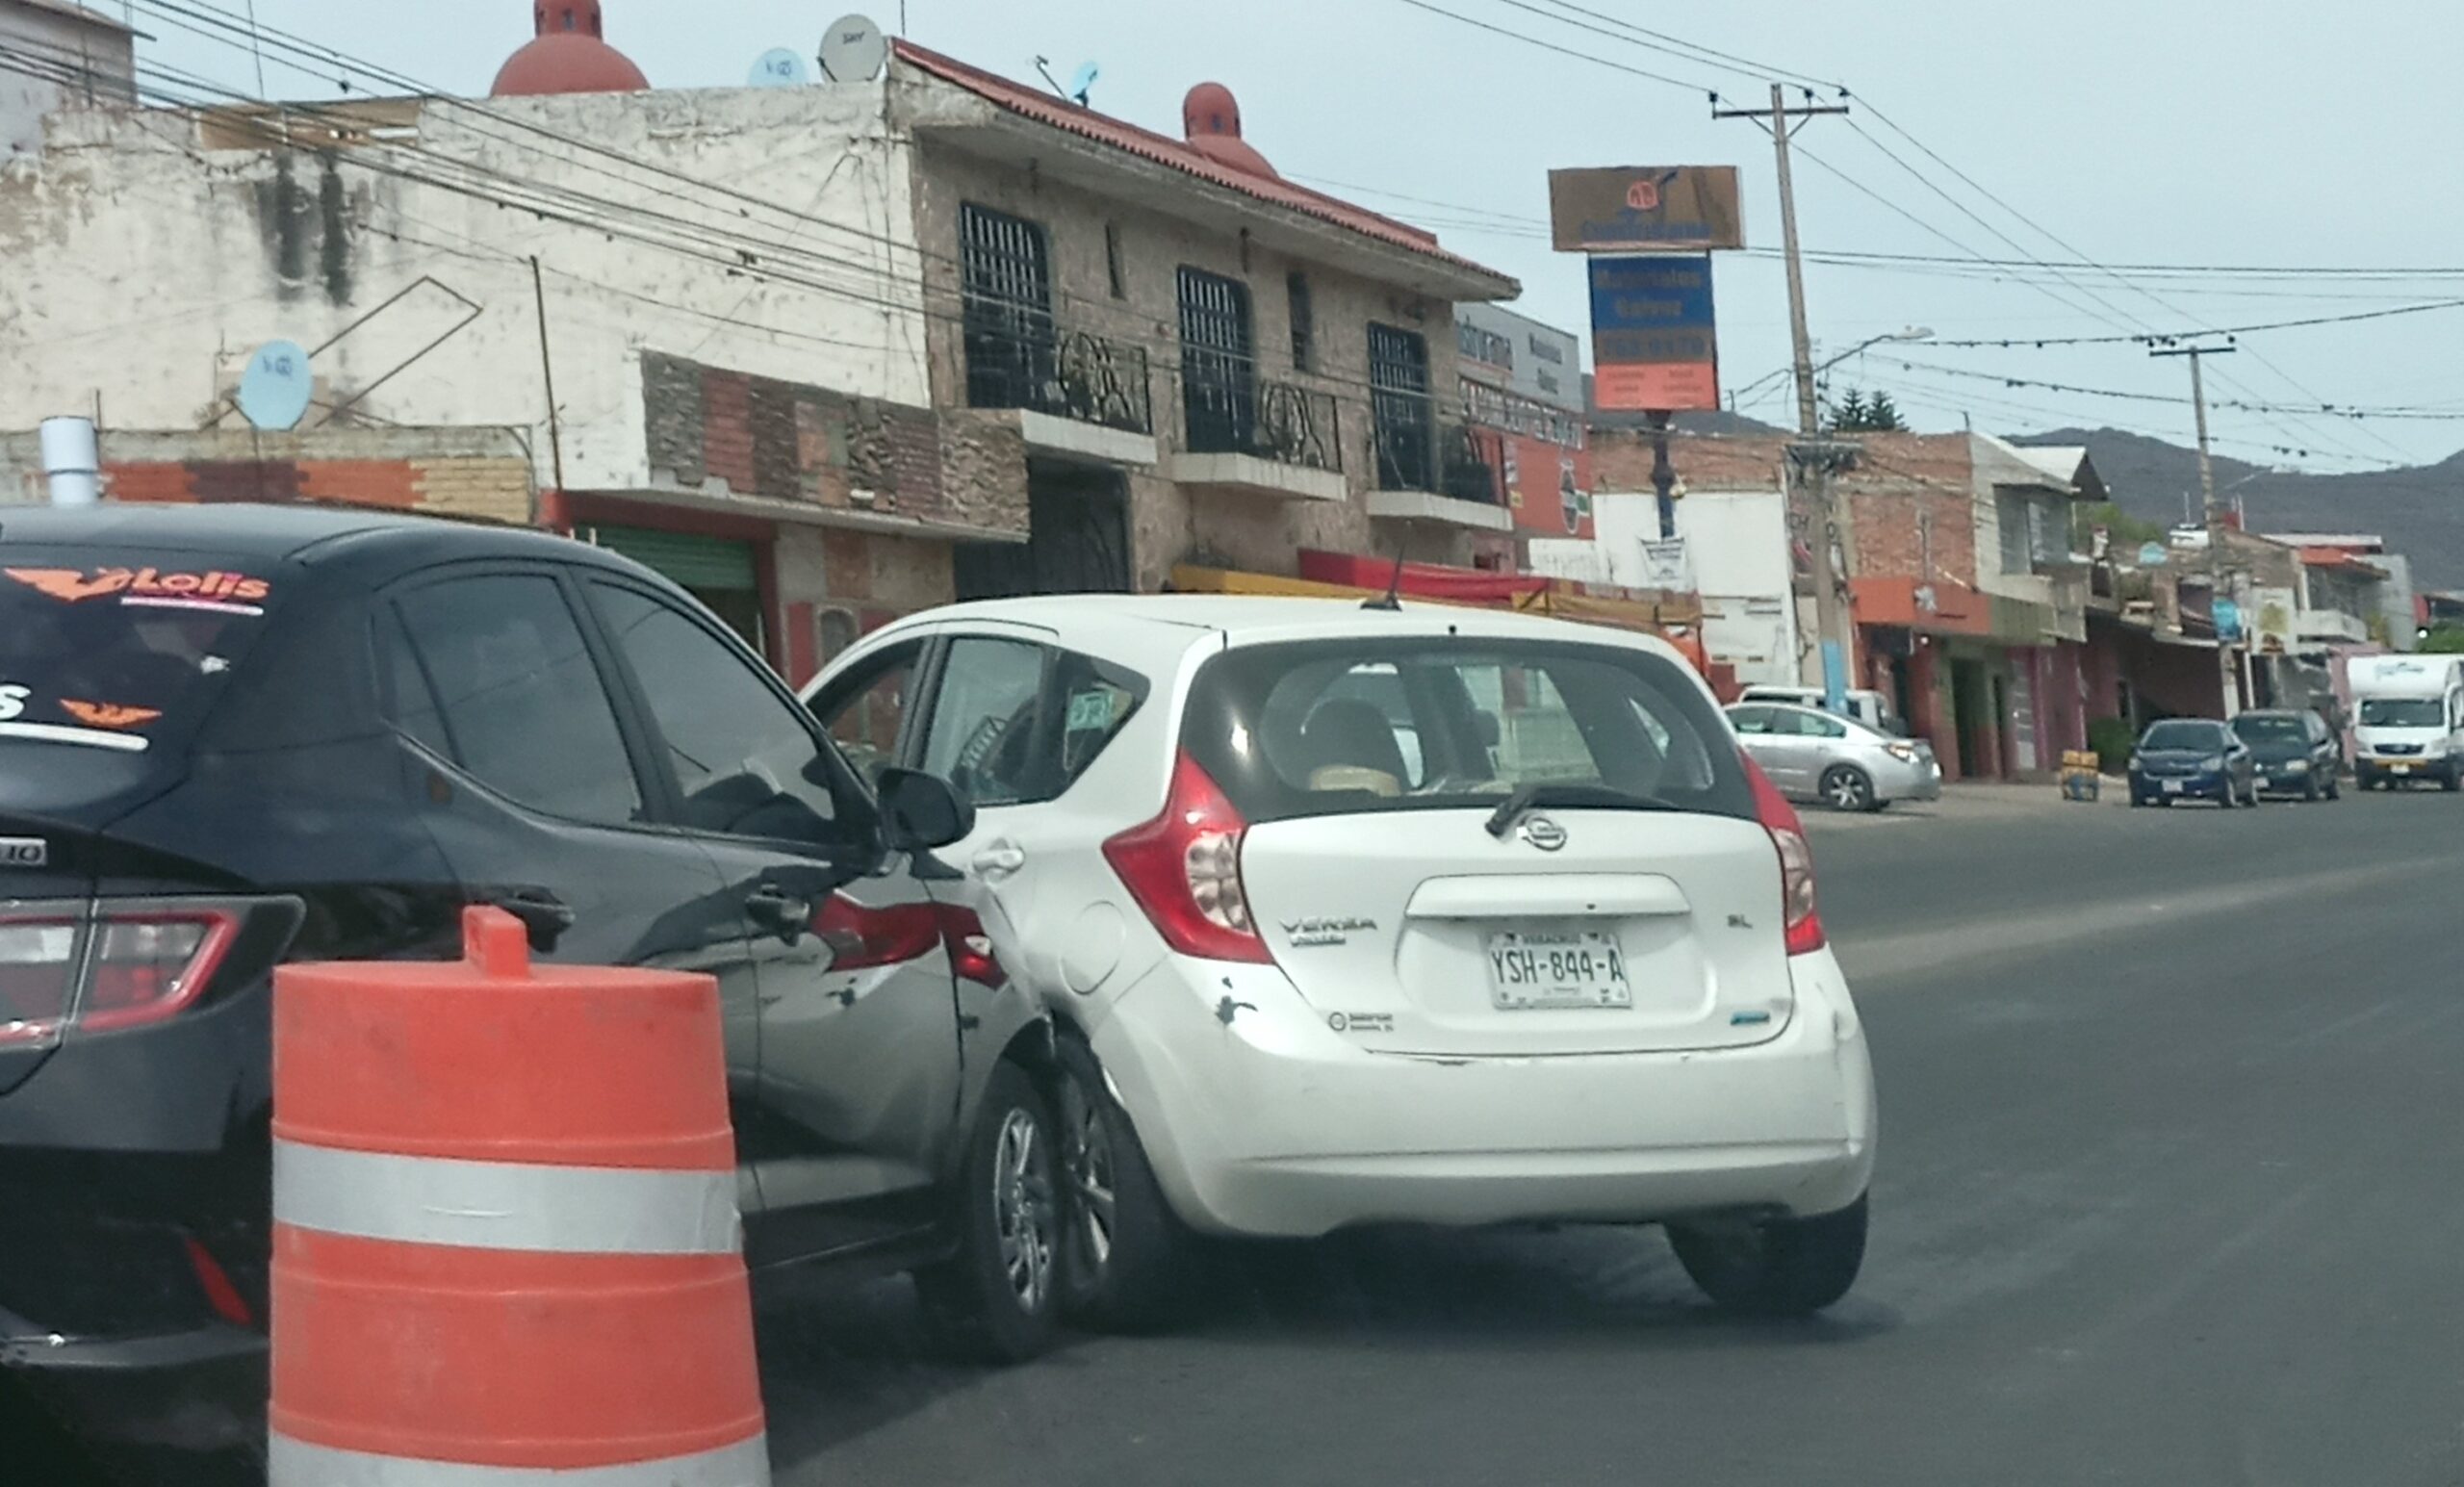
[1065,61,1098,105]
[818,13,887,82]
[237,340,313,431]
[749,48,811,87]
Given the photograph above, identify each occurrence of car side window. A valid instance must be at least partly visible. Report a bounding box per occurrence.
[1051,648,1147,790]
[809,640,924,789]
[393,574,645,827]
[585,580,845,843]
[1809,712,1849,739]
[920,637,1050,808]
[375,605,453,758]
[1728,705,1774,735]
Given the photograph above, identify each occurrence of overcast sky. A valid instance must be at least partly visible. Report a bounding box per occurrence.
[141,0,2464,476]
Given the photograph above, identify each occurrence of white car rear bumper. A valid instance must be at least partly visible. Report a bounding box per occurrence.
[1088,947,1877,1239]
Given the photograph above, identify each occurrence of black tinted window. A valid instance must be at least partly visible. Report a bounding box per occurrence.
[395,575,643,826]
[0,554,268,754]
[1185,637,1752,824]
[377,607,451,756]
[587,582,843,841]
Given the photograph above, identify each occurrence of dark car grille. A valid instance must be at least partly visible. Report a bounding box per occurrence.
[2375,743,2424,756]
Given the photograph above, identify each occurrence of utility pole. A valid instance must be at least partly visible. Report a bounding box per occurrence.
[2150,342,2236,522]
[1717,85,1855,706]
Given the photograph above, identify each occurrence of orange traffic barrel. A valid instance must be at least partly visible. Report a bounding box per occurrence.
[268,907,768,1486]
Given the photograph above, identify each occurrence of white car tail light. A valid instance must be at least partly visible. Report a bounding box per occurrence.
[1102,751,1272,963]
[1743,756,1827,956]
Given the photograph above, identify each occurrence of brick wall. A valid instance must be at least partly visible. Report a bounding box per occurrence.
[1,426,534,525]
[1837,434,1980,588]
[640,350,1028,540]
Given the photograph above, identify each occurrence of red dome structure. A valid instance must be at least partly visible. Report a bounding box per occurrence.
[1181,83,1277,180]
[491,0,649,98]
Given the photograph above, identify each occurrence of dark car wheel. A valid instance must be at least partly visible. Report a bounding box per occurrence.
[916,1062,1065,1363]
[1669,1193,1869,1317]
[1055,1038,1192,1332]
[1820,766,1879,812]
[2302,775,2321,802]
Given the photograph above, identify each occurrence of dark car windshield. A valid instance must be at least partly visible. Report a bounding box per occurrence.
[1184,635,1754,825]
[2231,715,2309,746]
[2141,721,2225,752]
[0,554,270,756]
[2359,698,2444,728]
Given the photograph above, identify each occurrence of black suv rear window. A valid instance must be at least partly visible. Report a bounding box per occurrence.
[0,554,270,755]
[1182,636,1754,824]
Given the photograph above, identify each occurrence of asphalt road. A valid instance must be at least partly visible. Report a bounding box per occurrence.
[760,783,2464,1487]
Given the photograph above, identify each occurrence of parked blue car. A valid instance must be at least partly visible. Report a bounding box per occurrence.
[2128,718,2259,808]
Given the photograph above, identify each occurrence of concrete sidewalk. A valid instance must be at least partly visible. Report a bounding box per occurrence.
[1803,779,2126,830]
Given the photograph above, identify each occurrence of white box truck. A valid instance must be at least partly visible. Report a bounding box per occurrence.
[2347,654,2464,790]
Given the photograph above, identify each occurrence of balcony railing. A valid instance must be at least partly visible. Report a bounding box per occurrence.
[1182,372,1342,474]
[1375,418,1502,504]
[962,316,1153,436]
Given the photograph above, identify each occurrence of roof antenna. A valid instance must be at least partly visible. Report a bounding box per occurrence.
[1364,522,1412,611]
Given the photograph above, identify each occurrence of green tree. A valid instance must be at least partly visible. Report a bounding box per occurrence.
[2420,625,2464,654]
[2073,500,2166,552]
[1828,386,1906,432]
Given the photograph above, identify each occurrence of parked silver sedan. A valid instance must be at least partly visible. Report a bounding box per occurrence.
[1727,701,1943,811]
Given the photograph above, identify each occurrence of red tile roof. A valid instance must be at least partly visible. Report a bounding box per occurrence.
[892,40,1510,283]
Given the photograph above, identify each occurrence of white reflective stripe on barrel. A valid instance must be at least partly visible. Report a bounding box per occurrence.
[270,1432,770,1487]
[273,1140,739,1256]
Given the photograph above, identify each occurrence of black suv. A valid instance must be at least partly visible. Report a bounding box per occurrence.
[1,504,1070,1482]
[2230,708,2343,802]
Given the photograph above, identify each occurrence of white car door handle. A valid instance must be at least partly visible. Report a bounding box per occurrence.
[972,843,1027,876]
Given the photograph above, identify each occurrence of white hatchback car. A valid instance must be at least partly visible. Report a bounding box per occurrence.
[802,596,1877,1324]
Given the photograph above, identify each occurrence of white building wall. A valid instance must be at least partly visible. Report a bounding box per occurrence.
[1,2,135,160]
[1528,484,1799,686]
[0,82,927,493]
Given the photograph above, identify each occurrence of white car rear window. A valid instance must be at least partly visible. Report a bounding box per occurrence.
[1184,637,1755,824]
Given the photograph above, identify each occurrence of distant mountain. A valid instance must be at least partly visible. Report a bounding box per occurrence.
[2010,427,2464,590]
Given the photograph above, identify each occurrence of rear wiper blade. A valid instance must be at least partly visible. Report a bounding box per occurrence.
[1485,782,1680,838]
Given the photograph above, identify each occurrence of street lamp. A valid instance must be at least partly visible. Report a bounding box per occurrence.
[1729,327,1934,412]
[1813,325,1935,379]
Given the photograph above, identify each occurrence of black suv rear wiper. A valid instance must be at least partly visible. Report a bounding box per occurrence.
[1485,782,1681,838]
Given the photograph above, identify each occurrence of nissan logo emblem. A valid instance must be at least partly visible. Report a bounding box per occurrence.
[1519,815,1569,852]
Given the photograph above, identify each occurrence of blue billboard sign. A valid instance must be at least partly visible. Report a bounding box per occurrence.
[1588,254,1718,411]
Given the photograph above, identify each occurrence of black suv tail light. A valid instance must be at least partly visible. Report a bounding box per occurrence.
[0,898,295,1051]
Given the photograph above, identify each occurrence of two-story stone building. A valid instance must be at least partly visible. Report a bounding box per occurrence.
[0,5,1517,686]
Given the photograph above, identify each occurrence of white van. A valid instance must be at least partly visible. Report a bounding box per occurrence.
[1734,684,1907,737]
[2346,654,2464,790]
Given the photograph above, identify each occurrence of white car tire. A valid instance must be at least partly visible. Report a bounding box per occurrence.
[1055,1037,1193,1332]
[1668,1192,1868,1317]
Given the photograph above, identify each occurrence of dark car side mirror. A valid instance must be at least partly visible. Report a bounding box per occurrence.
[877,767,975,854]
